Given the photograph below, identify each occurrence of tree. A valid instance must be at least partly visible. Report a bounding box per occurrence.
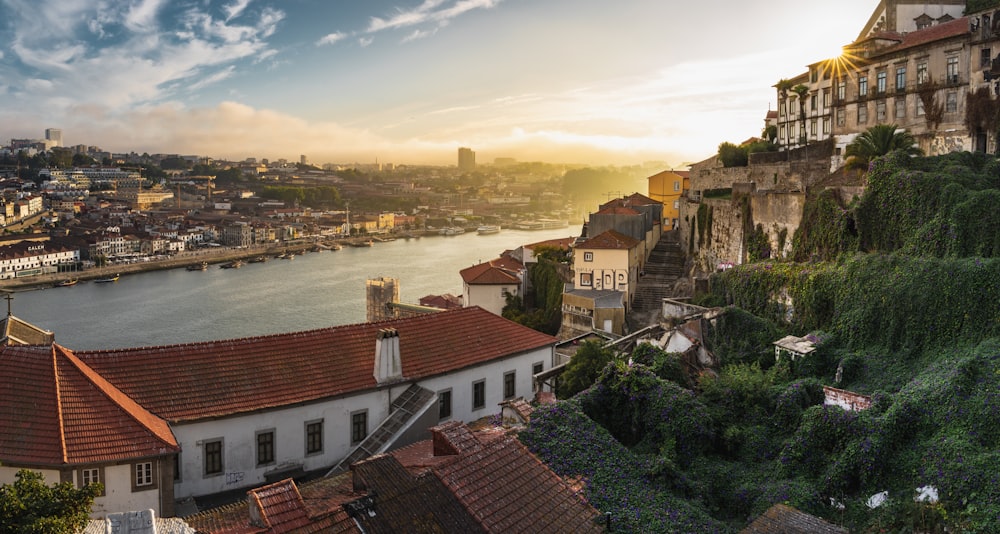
[718,142,748,167]
[844,124,922,170]
[557,340,615,398]
[0,469,102,534]
[791,84,810,146]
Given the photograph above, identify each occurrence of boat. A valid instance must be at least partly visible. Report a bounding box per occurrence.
[513,219,569,231]
[328,243,343,251]
[54,278,78,287]
[278,252,295,260]
[220,260,243,269]
[249,256,268,263]
[186,262,208,271]
[439,227,465,236]
[349,239,374,247]
[476,225,500,235]
[94,274,119,283]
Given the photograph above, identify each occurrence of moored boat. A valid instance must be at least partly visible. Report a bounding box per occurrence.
[94,274,119,283]
[476,225,500,235]
[249,256,268,263]
[220,260,243,269]
[54,278,78,287]
[187,262,208,271]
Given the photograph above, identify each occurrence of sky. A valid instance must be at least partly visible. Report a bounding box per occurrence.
[0,0,878,167]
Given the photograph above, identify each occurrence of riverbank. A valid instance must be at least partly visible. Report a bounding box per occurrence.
[1,240,329,292]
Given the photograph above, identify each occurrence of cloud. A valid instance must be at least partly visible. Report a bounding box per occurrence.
[188,66,236,91]
[365,0,500,35]
[359,36,374,47]
[1,1,285,116]
[316,32,347,46]
[401,28,437,43]
[223,0,252,22]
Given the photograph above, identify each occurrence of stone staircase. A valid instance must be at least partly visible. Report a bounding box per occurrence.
[628,234,685,329]
[327,384,436,476]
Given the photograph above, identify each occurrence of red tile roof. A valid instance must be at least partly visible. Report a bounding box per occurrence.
[594,206,640,216]
[460,261,520,285]
[0,344,178,467]
[76,307,556,422]
[575,229,640,251]
[248,479,313,532]
[599,192,660,210]
[881,17,968,54]
[741,503,848,533]
[433,434,603,533]
[524,237,575,252]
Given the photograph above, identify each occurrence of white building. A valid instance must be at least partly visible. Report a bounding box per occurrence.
[0,240,80,279]
[0,306,556,518]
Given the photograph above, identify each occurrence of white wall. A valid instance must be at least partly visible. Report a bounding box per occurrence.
[464,283,517,316]
[170,345,554,499]
[89,464,160,518]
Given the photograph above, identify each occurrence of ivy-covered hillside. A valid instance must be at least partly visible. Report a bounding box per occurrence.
[520,151,1000,532]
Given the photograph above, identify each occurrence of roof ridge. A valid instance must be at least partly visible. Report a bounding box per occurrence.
[54,344,178,450]
[51,344,68,464]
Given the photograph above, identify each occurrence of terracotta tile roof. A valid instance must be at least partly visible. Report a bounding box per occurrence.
[460,261,520,285]
[433,434,603,533]
[0,344,178,467]
[76,307,556,423]
[524,237,575,251]
[418,294,463,310]
[741,503,848,533]
[881,17,968,54]
[575,229,640,251]
[599,192,660,210]
[248,479,312,531]
[349,454,485,533]
[594,206,640,216]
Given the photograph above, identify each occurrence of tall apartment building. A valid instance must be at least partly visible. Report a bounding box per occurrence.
[458,147,476,171]
[45,128,62,147]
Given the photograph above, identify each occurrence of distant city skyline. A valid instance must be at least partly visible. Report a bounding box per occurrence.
[0,0,876,166]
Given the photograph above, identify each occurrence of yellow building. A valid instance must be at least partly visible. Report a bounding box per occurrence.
[647,170,689,230]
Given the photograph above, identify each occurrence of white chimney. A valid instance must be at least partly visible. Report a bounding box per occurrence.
[373,328,402,383]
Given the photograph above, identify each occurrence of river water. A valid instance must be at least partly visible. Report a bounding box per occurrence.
[12,226,581,350]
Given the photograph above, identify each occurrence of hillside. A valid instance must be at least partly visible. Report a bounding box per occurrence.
[520,151,1000,532]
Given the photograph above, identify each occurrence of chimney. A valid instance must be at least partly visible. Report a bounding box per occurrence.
[373,328,402,383]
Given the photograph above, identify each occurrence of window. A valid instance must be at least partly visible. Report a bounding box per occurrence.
[917,61,928,84]
[858,105,868,124]
[946,56,959,83]
[836,80,846,101]
[134,462,154,490]
[305,420,323,455]
[895,98,905,119]
[472,380,485,410]
[82,468,100,487]
[583,252,593,262]
[204,439,223,476]
[673,200,679,209]
[836,109,845,127]
[982,48,992,69]
[779,125,786,142]
[858,75,868,97]
[810,119,817,136]
[438,389,452,419]
[257,430,275,466]
[895,67,906,92]
[779,101,786,118]
[946,91,958,112]
[876,71,886,94]
[673,181,680,192]
[533,362,544,376]
[822,89,830,108]
[580,272,593,286]
[503,371,516,399]
[822,117,830,135]
[351,411,368,445]
[876,101,886,122]
[917,98,925,117]
[810,94,817,111]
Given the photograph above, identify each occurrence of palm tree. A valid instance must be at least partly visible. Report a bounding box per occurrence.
[791,84,810,146]
[844,124,922,170]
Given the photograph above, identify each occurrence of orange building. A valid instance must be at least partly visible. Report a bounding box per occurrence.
[647,169,689,230]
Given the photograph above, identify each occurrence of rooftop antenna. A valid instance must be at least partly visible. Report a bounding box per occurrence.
[4,292,12,317]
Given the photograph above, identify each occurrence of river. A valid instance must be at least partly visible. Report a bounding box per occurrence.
[11,226,581,350]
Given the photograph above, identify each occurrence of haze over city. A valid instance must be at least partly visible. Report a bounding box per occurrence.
[1,0,874,166]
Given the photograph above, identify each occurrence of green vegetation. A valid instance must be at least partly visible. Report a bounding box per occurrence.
[844,124,922,170]
[502,245,569,335]
[522,152,1000,531]
[0,469,102,534]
